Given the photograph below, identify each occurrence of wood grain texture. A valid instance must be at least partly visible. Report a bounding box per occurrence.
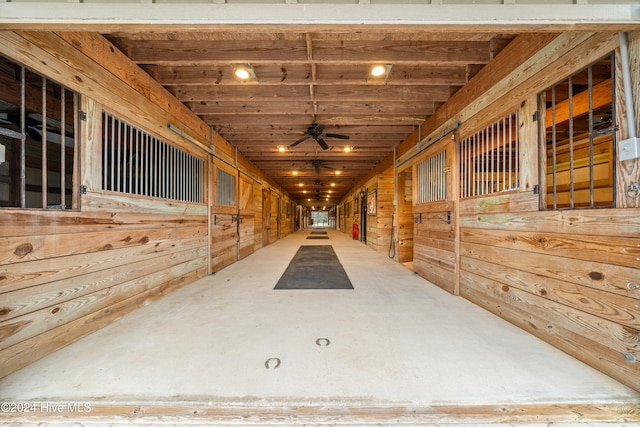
[1,401,639,425]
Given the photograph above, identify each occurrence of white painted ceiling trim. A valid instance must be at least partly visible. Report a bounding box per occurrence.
[0,3,638,27]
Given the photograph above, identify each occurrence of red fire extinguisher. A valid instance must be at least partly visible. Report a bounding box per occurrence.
[352,223,359,240]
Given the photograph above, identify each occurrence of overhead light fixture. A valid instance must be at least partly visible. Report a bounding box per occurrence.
[330,183,336,187]
[343,146,353,153]
[292,170,298,175]
[299,182,304,187]
[368,64,393,83]
[277,146,287,153]
[233,64,256,81]
[335,170,342,175]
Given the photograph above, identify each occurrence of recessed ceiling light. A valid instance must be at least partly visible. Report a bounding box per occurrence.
[371,65,387,77]
[234,64,256,80]
[277,146,286,152]
[292,171,298,175]
[235,68,250,79]
[335,170,341,175]
[331,183,336,187]
[343,146,352,152]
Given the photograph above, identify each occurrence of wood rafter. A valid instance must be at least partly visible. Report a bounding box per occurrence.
[101,29,526,204]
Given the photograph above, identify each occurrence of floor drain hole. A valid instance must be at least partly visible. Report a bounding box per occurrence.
[265,357,281,369]
[316,338,331,347]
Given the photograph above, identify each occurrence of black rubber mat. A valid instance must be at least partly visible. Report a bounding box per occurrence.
[306,236,329,239]
[310,230,327,235]
[274,245,353,290]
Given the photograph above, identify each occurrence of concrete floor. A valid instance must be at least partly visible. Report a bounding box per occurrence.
[1,228,639,424]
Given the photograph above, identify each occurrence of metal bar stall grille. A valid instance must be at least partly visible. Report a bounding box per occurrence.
[539,53,616,210]
[102,111,204,203]
[460,111,519,198]
[415,150,446,204]
[216,167,236,206]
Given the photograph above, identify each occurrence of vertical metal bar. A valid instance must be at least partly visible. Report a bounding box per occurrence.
[123,122,129,193]
[128,124,133,194]
[551,87,557,209]
[567,78,574,209]
[110,115,115,191]
[103,113,107,190]
[135,129,140,195]
[183,151,187,201]
[485,127,489,195]
[501,117,506,191]
[160,141,165,198]
[152,137,157,197]
[588,65,595,208]
[116,118,122,192]
[509,111,520,188]
[41,77,48,208]
[490,122,495,194]
[145,133,150,196]
[19,67,26,208]
[60,88,66,209]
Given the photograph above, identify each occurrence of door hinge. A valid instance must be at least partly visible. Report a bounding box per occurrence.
[79,184,87,194]
[533,184,540,195]
[79,111,87,121]
[533,111,539,122]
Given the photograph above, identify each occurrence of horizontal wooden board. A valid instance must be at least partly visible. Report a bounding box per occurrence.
[0,257,206,352]
[461,242,639,299]
[82,192,207,215]
[0,267,205,379]
[461,255,640,329]
[1,224,206,266]
[0,245,207,323]
[0,210,208,238]
[0,236,207,295]
[459,207,640,238]
[460,227,640,268]
[460,271,639,391]
[2,401,640,425]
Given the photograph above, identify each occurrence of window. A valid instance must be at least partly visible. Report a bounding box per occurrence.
[216,167,235,206]
[539,54,615,209]
[416,150,446,204]
[0,55,77,209]
[460,111,519,198]
[102,112,204,203]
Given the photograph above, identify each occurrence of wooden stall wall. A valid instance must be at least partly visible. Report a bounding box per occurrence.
[456,33,640,391]
[0,31,210,378]
[339,32,639,390]
[0,30,295,379]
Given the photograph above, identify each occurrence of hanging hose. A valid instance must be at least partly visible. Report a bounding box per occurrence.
[388,211,396,259]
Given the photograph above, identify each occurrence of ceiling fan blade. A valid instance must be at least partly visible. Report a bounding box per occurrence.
[289,135,310,147]
[316,137,329,150]
[314,124,327,133]
[325,133,350,140]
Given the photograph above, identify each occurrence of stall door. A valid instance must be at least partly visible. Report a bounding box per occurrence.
[412,138,458,295]
[262,189,271,246]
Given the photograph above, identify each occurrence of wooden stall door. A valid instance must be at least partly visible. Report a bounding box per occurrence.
[413,140,458,295]
[397,169,414,267]
[238,176,255,260]
[262,189,271,246]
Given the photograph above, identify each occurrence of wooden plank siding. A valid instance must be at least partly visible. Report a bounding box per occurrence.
[0,30,295,380]
[338,32,640,391]
[0,209,208,378]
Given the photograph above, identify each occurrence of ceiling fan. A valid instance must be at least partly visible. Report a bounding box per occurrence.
[289,123,349,150]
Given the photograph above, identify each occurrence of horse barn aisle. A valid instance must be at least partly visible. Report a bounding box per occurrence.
[1,228,638,425]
